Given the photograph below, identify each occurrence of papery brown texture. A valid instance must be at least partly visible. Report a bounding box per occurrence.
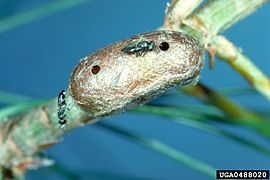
[69,30,204,117]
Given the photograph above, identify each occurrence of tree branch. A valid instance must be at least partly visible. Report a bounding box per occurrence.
[178,0,270,100]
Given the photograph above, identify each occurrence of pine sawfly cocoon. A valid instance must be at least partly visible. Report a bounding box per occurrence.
[69,30,204,118]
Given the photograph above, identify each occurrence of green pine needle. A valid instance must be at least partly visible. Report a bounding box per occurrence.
[0,0,92,34]
[96,122,216,179]
[0,90,33,104]
[0,100,48,122]
[134,105,270,157]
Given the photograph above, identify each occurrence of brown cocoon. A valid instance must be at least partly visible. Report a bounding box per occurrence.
[69,30,204,117]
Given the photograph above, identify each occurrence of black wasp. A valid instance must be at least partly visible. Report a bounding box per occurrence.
[121,40,155,57]
[57,90,67,128]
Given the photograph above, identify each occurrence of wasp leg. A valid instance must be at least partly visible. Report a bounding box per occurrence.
[137,51,144,57]
[141,51,147,57]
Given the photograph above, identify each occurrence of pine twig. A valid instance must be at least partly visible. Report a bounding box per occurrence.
[179,0,270,101]
[164,0,203,29]
[163,0,270,135]
[182,0,268,36]
[0,0,269,178]
[0,97,95,177]
[211,36,270,101]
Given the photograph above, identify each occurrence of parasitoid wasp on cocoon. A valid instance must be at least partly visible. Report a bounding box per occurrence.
[58,30,204,127]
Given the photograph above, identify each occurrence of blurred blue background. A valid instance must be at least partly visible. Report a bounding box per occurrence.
[0,0,270,179]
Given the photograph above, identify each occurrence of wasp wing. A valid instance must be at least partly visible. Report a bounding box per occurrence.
[121,40,140,53]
